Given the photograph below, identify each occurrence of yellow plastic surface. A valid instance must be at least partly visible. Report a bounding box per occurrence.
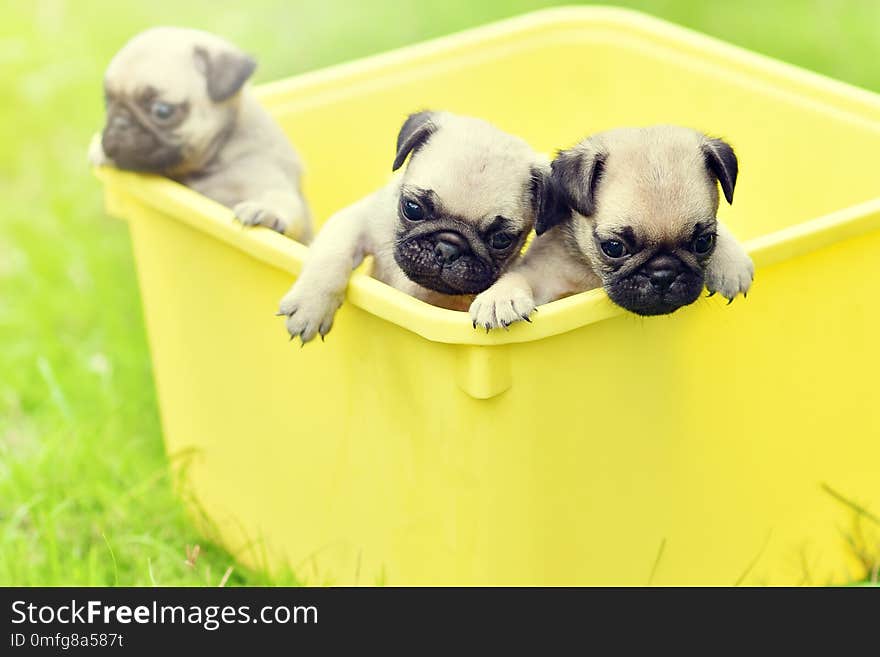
[95,7,880,585]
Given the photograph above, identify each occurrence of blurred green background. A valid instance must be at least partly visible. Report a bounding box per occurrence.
[1,0,879,585]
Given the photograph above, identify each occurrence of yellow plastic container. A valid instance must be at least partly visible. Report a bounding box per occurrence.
[95,7,880,585]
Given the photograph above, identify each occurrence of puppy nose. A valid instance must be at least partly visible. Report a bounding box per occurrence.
[645,255,681,292]
[433,232,468,266]
[434,241,461,265]
[649,269,676,291]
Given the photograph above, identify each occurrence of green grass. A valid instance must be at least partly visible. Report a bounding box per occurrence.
[1,0,879,586]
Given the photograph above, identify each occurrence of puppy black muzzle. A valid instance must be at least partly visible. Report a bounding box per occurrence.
[394,225,498,296]
[605,253,704,316]
[101,102,183,172]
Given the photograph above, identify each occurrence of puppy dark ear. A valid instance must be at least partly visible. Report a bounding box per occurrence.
[531,166,570,236]
[393,111,438,171]
[702,137,738,205]
[193,46,257,103]
[546,142,606,229]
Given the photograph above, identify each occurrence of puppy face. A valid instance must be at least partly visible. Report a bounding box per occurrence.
[391,112,550,296]
[100,27,256,175]
[541,126,738,316]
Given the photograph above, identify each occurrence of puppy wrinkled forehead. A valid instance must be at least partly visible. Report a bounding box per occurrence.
[600,126,706,184]
[596,126,720,235]
[104,27,224,102]
[404,116,539,220]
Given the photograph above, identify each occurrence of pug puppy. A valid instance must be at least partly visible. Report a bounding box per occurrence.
[470,126,754,328]
[278,110,553,343]
[89,27,312,241]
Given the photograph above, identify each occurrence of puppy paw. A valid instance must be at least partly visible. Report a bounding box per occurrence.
[233,201,290,235]
[88,134,110,167]
[705,241,754,303]
[278,284,341,344]
[469,282,536,331]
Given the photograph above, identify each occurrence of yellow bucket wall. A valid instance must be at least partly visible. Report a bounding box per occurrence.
[96,7,880,585]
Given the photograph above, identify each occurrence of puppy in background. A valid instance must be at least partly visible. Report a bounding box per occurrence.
[89,27,312,242]
[471,126,754,328]
[278,111,554,343]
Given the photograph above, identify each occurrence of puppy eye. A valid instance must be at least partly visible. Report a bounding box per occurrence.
[150,101,175,122]
[600,239,628,258]
[490,232,514,250]
[402,199,425,221]
[692,233,716,255]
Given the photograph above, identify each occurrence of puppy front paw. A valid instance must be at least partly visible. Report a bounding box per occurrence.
[234,201,290,235]
[278,284,342,344]
[469,282,536,331]
[705,241,754,303]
